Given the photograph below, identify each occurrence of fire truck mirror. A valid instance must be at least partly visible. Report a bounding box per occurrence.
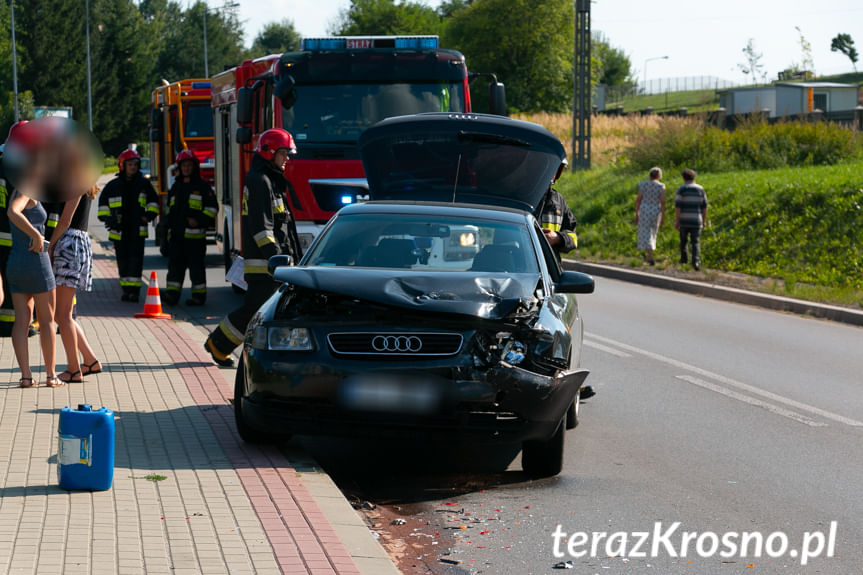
[274,74,297,110]
[489,82,507,117]
[150,108,163,131]
[236,126,252,144]
[237,87,253,125]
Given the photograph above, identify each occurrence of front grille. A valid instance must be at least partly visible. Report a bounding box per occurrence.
[327,332,463,357]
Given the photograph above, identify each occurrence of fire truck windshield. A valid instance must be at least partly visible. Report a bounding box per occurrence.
[282,82,465,144]
[184,103,214,138]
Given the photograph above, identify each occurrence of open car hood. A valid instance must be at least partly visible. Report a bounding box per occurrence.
[274,267,540,320]
[358,113,566,213]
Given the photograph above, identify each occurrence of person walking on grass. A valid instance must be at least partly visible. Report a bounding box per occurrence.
[635,167,665,265]
[674,168,708,271]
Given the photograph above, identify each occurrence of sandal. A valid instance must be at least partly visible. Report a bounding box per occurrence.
[45,376,66,388]
[19,377,36,388]
[81,360,102,376]
[59,370,83,384]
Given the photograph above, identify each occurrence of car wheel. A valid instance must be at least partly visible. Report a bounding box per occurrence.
[234,357,284,444]
[565,387,581,430]
[522,417,565,478]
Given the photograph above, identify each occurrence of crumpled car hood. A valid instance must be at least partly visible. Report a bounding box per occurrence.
[274,267,540,319]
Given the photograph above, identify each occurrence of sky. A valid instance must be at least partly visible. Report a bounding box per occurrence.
[232,0,863,86]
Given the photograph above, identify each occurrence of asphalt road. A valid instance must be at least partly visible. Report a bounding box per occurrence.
[315,277,863,574]
[89,178,863,573]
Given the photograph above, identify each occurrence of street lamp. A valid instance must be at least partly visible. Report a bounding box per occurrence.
[643,56,669,95]
[203,2,240,78]
[10,0,19,122]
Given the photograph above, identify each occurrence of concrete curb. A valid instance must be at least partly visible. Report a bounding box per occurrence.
[564,260,863,328]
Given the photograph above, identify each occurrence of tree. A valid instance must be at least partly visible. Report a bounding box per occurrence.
[795,26,814,75]
[831,33,858,72]
[249,19,301,58]
[738,38,765,83]
[593,33,631,86]
[443,0,574,113]
[331,0,444,36]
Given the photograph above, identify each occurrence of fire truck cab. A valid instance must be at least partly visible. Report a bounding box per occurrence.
[149,79,216,256]
[211,35,505,271]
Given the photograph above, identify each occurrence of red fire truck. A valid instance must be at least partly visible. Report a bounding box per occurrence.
[211,35,505,271]
[149,79,216,256]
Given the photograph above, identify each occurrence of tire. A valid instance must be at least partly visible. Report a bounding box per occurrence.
[565,387,581,430]
[522,417,565,478]
[234,357,283,444]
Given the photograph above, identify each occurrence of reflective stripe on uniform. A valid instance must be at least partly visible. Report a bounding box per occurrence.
[188,194,202,211]
[0,309,15,322]
[273,196,286,214]
[218,318,244,346]
[0,231,11,247]
[244,258,269,275]
[203,207,217,218]
[108,196,122,208]
[146,202,159,214]
[565,231,578,247]
[46,213,59,228]
[541,223,561,231]
[139,225,148,237]
[191,283,206,295]
[184,228,205,239]
[166,282,181,292]
[253,230,276,247]
[108,231,122,241]
[97,208,111,217]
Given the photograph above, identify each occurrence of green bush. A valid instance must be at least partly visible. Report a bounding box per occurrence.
[623,116,863,173]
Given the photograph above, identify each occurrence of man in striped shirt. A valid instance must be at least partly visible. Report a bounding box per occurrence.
[674,168,708,271]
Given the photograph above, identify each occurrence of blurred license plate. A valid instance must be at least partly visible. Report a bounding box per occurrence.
[340,374,441,414]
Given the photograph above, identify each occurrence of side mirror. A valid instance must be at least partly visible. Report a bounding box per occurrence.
[237,87,253,125]
[268,254,293,276]
[274,74,297,110]
[236,126,252,144]
[150,108,163,141]
[555,271,594,294]
[489,82,507,116]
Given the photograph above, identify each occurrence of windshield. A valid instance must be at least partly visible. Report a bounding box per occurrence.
[184,103,213,138]
[306,212,538,273]
[282,83,465,144]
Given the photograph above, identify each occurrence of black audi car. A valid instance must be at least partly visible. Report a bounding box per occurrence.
[235,113,594,477]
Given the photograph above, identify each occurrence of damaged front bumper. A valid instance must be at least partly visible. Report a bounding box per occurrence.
[240,350,589,442]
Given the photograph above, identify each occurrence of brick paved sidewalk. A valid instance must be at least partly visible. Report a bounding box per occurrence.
[0,244,398,574]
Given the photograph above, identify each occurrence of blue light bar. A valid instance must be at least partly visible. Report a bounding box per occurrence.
[395,37,438,50]
[340,195,354,205]
[302,38,347,51]
[191,81,211,89]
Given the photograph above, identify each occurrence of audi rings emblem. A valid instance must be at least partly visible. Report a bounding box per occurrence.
[372,335,423,353]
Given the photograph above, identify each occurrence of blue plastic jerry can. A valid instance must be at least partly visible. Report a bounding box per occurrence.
[57,404,115,491]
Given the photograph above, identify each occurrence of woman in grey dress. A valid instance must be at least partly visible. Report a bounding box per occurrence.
[635,167,666,265]
[7,189,60,387]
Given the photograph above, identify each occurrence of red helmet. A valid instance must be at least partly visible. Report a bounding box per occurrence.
[254,129,296,161]
[118,148,141,171]
[6,120,30,144]
[175,149,199,168]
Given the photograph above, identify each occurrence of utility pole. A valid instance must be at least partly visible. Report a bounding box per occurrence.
[572,0,591,171]
[11,0,19,122]
[86,0,93,132]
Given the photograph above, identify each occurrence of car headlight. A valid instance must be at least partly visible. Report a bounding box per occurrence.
[252,326,314,351]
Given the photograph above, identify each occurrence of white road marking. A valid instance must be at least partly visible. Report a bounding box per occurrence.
[584,339,632,358]
[676,375,827,427]
[586,333,863,428]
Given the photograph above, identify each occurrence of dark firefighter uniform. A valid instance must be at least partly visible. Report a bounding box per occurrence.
[539,186,578,260]
[97,164,159,301]
[205,152,302,366]
[0,160,14,335]
[164,159,218,306]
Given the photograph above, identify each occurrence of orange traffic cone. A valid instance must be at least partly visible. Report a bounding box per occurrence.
[134,271,172,319]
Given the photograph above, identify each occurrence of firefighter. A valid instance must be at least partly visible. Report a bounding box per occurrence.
[163,150,217,306]
[204,129,302,367]
[97,148,159,302]
[0,121,30,336]
[539,158,595,400]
